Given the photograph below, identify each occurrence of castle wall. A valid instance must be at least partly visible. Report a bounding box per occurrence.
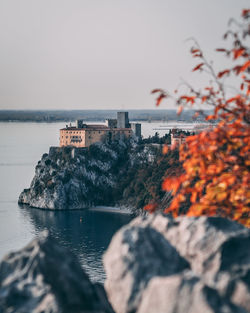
[105,119,117,128]
[60,129,86,147]
[60,128,132,148]
[84,129,108,147]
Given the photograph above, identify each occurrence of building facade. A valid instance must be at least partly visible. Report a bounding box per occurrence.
[60,112,140,148]
[171,132,186,148]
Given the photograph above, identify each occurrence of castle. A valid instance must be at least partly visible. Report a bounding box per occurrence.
[60,112,141,148]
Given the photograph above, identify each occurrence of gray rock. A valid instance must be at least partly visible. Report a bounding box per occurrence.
[137,272,246,313]
[18,141,154,210]
[130,214,250,311]
[104,215,250,313]
[150,215,249,281]
[103,223,190,313]
[0,231,114,313]
[18,188,30,205]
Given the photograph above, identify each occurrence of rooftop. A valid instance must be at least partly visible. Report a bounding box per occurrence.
[171,133,187,138]
[60,125,131,131]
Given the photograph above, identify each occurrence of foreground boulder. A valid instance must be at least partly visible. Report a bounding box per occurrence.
[0,231,114,313]
[137,273,244,313]
[128,214,250,311]
[103,224,189,313]
[103,215,250,313]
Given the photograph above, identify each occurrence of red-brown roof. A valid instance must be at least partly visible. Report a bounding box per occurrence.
[60,125,132,131]
[172,133,186,138]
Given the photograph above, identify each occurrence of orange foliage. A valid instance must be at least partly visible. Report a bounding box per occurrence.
[151,9,250,227]
[144,203,158,213]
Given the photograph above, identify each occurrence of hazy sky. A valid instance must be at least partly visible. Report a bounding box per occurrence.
[0,0,248,110]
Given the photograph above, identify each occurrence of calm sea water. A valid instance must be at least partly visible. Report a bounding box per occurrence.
[0,121,202,282]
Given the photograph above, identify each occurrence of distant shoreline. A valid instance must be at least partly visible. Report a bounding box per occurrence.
[0,109,211,123]
[0,119,211,123]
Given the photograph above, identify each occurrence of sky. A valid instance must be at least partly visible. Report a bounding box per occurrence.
[0,0,249,110]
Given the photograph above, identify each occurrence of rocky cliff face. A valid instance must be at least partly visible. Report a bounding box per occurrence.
[18,140,160,210]
[1,216,249,313]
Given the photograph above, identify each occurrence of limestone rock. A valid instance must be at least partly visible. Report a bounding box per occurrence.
[18,141,158,210]
[104,215,250,313]
[103,223,190,313]
[137,272,246,313]
[0,231,114,313]
[137,215,250,311]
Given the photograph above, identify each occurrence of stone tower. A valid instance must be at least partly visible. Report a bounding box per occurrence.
[117,112,129,128]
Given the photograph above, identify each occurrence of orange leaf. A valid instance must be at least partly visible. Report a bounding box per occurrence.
[201,96,207,103]
[156,94,166,106]
[217,70,230,78]
[162,145,169,154]
[168,197,181,212]
[191,191,198,203]
[162,177,181,195]
[233,48,245,60]
[177,106,183,115]
[191,48,200,54]
[226,95,240,104]
[187,204,206,217]
[193,53,203,58]
[180,96,196,104]
[192,63,204,72]
[233,65,242,74]
[144,203,157,212]
[206,115,215,121]
[239,60,250,74]
[151,89,162,94]
[242,9,250,17]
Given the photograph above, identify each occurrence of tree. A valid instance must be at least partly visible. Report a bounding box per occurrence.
[149,9,250,227]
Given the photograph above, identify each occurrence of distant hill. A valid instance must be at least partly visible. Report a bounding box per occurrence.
[0,109,211,122]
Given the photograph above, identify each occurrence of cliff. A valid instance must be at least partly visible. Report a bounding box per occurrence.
[18,140,167,210]
[1,215,249,313]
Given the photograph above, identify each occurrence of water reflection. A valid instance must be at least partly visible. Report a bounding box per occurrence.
[19,205,132,283]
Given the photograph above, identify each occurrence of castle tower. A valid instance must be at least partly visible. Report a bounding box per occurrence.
[117,112,129,128]
[130,123,141,138]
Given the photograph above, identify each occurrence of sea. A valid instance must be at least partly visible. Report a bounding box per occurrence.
[0,121,207,282]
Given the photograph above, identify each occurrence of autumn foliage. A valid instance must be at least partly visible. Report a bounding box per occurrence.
[151,9,250,226]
